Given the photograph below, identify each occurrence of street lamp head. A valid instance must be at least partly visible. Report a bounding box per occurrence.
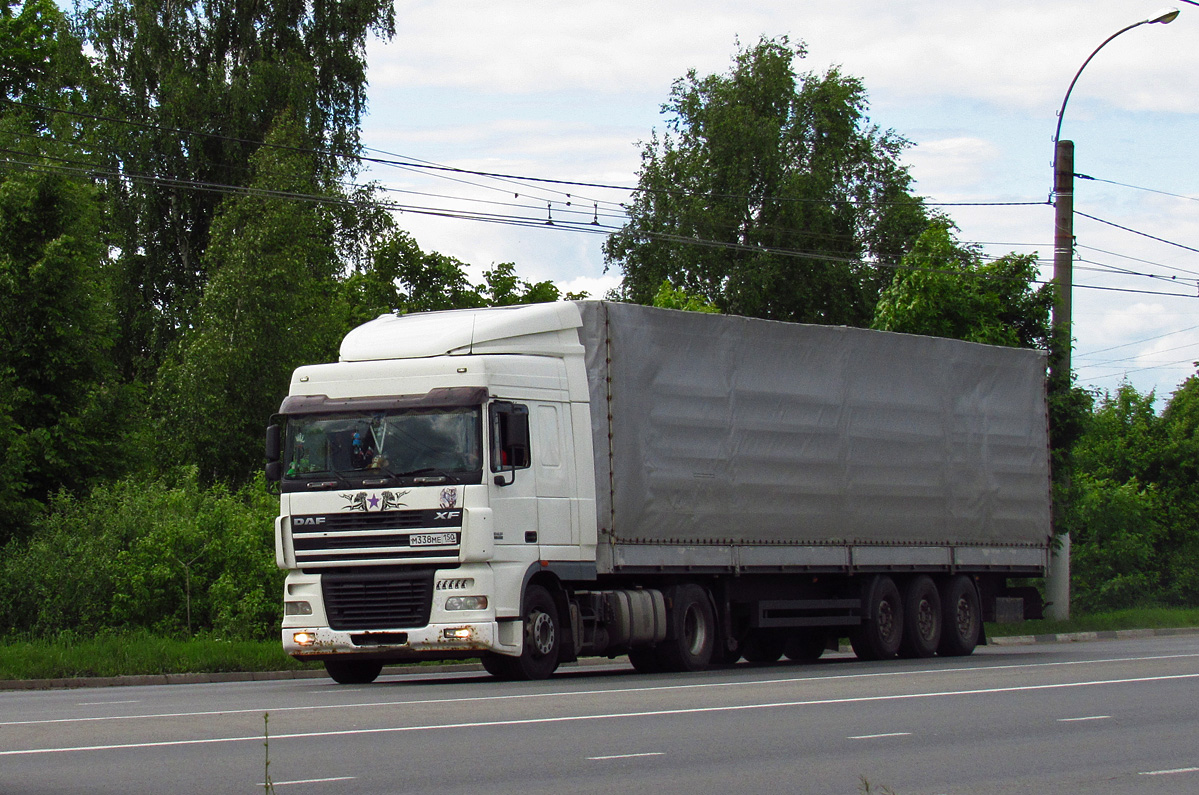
[1149,7,1181,23]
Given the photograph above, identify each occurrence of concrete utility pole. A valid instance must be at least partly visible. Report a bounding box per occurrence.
[1045,7,1180,621]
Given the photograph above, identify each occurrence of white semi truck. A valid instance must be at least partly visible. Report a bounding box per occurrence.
[265,301,1052,684]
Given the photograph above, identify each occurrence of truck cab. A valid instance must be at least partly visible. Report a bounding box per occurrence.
[267,303,597,683]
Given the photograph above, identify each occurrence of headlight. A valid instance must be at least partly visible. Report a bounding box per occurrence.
[445,596,488,611]
[284,601,313,616]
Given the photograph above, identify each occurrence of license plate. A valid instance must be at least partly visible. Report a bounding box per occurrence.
[409,532,458,547]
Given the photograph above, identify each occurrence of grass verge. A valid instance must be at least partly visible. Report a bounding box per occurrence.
[986,606,1199,638]
[0,631,321,681]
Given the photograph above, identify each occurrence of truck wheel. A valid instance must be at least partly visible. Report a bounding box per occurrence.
[516,584,562,679]
[324,659,383,685]
[655,584,716,672]
[783,630,827,662]
[850,575,903,661]
[741,630,785,664]
[939,575,981,657]
[898,576,942,658]
[480,651,518,679]
[627,645,667,674]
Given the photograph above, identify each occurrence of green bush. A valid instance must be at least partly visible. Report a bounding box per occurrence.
[1071,475,1163,612]
[0,469,281,640]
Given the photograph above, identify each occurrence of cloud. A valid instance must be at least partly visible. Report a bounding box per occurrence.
[372,1,1199,113]
[905,137,1003,194]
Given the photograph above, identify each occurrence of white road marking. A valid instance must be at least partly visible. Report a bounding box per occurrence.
[3,671,1198,758]
[258,777,356,786]
[76,700,141,706]
[1139,767,1199,776]
[3,651,1196,728]
[1057,715,1110,722]
[848,732,912,739]
[588,752,664,760]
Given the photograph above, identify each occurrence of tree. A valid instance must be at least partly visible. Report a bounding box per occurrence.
[0,146,126,541]
[77,0,396,375]
[1067,377,1199,608]
[604,35,929,325]
[871,224,1054,349]
[1,0,58,102]
[1155,374,1199,602]
[341,232,586,327]
[155,112,343,484]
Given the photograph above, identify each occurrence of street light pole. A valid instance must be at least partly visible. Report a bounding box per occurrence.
[1046,7,1180,621]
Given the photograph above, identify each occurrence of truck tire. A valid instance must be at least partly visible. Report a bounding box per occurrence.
[324,659,383,685]
[783,630,827,663]
[627,645,668,674]
[483,584,561,680]
[654,584,716,672]
[479,651,518,679]
[741,630,785,664]
[850,575,904,661]
[938,575,981,657]
[898,575,942,658]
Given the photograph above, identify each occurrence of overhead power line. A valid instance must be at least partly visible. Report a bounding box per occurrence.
[5,150,1197,301]
[1076,244,1199,279]
[3,97,1048,209]
[1076,210,1199,255]
[1076,172,1199,203]
[1076,324,1199,358]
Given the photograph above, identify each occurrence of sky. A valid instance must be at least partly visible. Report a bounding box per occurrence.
[356,0,1199,406]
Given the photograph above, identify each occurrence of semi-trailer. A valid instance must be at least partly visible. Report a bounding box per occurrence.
[266,301,1051,683]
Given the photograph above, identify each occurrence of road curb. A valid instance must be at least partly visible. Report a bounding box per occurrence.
[987,625,1199,646]
[3,628,1196,691]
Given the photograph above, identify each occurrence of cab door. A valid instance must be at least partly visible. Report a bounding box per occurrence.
[489,402,537,548]
[531,402,572,548]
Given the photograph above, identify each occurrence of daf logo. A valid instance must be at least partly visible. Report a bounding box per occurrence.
[293,517,326,526]
[435,511,461,521]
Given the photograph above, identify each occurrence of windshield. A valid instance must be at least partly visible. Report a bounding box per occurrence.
[283,406,482,484]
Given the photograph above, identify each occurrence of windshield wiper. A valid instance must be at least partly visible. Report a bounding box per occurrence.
[393,466,451,482]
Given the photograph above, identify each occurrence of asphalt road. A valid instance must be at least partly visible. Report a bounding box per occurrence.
[2,636,1198,794]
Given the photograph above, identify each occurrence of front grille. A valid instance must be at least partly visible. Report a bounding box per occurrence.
[322,568,434,631]
[290,509,463,567]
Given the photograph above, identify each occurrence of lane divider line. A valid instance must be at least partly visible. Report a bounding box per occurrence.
[4,652,1197,729]
[4,672,1198,758]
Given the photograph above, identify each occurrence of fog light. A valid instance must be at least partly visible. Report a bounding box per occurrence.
[445,596,488,611]
[443,627,473,640]
[293,631,317,646]
[284,601,313,616]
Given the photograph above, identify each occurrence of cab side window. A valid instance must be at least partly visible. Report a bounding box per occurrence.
[490,402,530,470]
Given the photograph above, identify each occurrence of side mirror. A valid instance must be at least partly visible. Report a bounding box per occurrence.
[265,423,281,462]
[265,423,282,484]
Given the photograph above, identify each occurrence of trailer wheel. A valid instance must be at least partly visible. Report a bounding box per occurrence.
[938,575,981,657]
[741,630,785,664]
[850,575,904,661]
[324,659,383,685]
[655,584,716,672]
[898,576,942,658]
[783,630,827,663]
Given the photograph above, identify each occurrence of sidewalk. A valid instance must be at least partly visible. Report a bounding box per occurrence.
[3,626,1197,691]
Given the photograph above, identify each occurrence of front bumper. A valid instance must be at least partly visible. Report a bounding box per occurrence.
[283,620,521,660]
